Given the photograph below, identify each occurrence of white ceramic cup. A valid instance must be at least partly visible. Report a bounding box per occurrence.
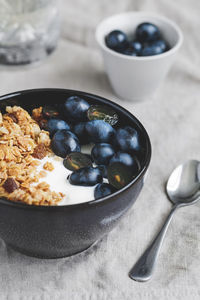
[95,12,183,101]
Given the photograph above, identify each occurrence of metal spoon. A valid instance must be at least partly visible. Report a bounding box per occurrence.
[129,160,200,282]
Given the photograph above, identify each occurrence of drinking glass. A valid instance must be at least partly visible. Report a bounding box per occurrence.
[0,0,60,65]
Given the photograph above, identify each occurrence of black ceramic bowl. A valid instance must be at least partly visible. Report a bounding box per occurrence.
[0,89,151,258]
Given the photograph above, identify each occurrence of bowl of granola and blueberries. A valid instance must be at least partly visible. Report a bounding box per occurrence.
[0,89,151,258]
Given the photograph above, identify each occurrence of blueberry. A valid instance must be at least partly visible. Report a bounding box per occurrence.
[122,45,137,56]
[85,120,115,143]
[46,119,70,136]
[110,152,139,175]
[155,39,169,51]
[42,106,59,119]
[73,122,88,144]
[136,22,160,43]
[115,126,140,153]
[91,143,115,165]
[107,162,134,189]
[97,165,107,178]
[141,39,168,56]
[63,152,92,171]
[105,30,129,52]
[84,153,94,162]
[130,40,143,55]
[87,105,119,126]
[69,167,103,186]
[64,96,90,122]
[51,129,80,158]
[94,183,115,200]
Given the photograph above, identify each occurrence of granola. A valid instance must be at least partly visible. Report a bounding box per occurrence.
[0,106,64,206]
[43,162,54,171]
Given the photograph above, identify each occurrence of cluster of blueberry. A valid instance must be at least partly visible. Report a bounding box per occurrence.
[105,22,169,57]
[41,96,141,200]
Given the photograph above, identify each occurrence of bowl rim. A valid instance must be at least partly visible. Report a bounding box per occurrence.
[95,11,183,61]
[0,88,151,210]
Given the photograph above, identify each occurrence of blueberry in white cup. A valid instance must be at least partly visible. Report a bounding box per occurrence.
[105,22,169,57]
[105,30,129,53]
[96,12,183,100]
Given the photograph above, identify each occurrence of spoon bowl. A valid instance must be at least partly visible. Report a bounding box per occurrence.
[166,160,200,205]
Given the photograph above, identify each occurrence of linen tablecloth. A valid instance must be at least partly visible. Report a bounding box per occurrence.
[0,0,200,299]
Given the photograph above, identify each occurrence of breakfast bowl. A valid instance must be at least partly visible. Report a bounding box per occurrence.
[0,88,151,258]
[96,11,183,101]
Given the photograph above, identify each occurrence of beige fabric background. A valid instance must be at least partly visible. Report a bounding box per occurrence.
[0,0,200,299]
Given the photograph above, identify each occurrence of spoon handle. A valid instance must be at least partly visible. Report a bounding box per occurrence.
[129,205,179,282]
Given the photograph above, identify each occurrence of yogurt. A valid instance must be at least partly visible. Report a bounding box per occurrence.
[36,155,96,205]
